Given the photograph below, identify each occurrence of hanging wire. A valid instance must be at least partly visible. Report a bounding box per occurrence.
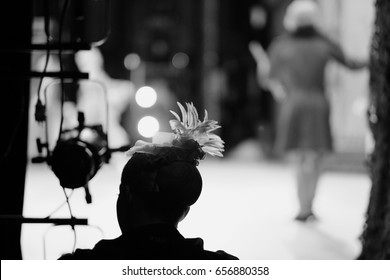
[1,6,50,162]
[36,0,51,103]
[44,189,74,219]
[42,186,75,260]
[61,187,77,253]
[42,225,54,260]
[34,0,52,123]
[43,223,105,259]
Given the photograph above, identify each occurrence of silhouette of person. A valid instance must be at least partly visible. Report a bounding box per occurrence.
[249,0,368,221]
[59,102,238,260]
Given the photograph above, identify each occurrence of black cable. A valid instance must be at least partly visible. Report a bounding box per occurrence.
[61,187,74,220]
[62,187,77,253]
[36,0,51,102]
[43,0,51,38]
[34,0,52,123]
[44,189,74,219]
[42,187,76,259]
[71,223,77,253]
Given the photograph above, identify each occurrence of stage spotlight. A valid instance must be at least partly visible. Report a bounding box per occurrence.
[50,112,108,191]
[137,116,159,138]
[32,79,132,204]
[135,86,157,108]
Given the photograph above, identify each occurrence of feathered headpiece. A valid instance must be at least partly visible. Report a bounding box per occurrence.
[126,102,224,163]
[169,102,224,157]
[122,102,223,206]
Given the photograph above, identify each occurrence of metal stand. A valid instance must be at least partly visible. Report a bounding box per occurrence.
[0,215,88,225]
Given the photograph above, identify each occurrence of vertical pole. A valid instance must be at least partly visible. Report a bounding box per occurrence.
[358,0,390,260]
[0,2,32,259]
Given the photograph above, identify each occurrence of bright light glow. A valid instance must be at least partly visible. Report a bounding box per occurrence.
[138,116,159,138]
[135,86,157,108]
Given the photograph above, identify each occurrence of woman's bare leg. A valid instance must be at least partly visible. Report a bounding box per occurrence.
[295,151,322,220]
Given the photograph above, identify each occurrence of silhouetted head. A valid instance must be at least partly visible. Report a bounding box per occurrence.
[116,145,203,232]
[117,102,224,232]
[283,0,321,33]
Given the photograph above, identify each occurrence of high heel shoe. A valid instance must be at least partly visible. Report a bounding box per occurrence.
[294,212,316,222]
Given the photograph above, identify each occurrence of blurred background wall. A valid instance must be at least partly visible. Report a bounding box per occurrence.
[93,0,375,154]
[25,0,375,157]
[319,0,374,154]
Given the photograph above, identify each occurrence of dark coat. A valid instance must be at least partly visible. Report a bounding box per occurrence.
[59,224,238,260]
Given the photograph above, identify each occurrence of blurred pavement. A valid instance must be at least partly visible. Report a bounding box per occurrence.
[21,139,371,260]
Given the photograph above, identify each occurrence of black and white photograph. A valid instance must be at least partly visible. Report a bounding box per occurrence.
[1,0,389,270]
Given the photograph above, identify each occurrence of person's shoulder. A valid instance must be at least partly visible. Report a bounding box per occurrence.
[183,237,239,260]
[58,238,121,260]
[209,250,239,260]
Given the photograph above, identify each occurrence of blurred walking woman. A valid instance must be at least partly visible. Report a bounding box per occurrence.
[249,0,367,221]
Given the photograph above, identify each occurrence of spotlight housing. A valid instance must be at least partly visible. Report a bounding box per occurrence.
[50,114,108,189]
